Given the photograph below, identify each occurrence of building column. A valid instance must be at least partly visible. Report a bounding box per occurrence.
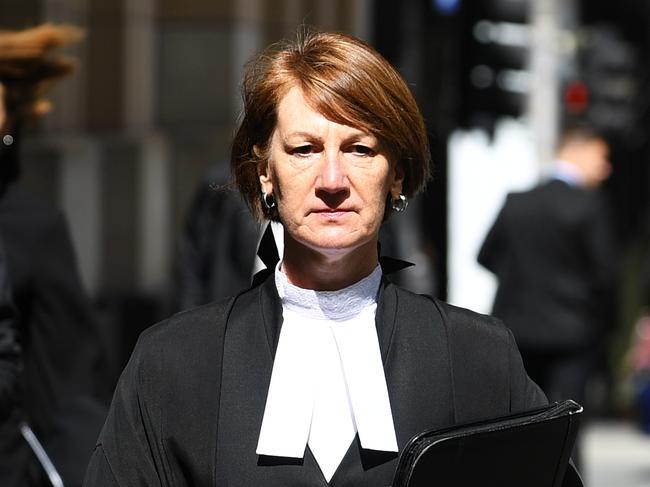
[59,137,103,296]
[231,0,264,119]
[137,133,172,294]
[528,0,561,172]
[42,0,103,296]
[123,0,156,130]
[123,0,173,294]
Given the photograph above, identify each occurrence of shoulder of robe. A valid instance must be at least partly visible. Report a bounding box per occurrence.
[126,292,244,388]
[141,297,235,348]
[432,298,509,340]
[388,284,544,419]
[390,284,509,344]
[431,297,544,417]
[430,297,516,363]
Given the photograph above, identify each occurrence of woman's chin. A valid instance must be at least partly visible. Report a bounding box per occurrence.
[291,229,374,257]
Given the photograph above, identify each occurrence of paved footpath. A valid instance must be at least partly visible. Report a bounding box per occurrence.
[583,420,650,487]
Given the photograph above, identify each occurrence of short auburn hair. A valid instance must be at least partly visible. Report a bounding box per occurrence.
[231,30,432,220]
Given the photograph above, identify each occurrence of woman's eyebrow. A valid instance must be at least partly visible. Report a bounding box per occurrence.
[284,131,317,138]
[281,129,374,143]
[341,132,377,145]
[282,131,323,143]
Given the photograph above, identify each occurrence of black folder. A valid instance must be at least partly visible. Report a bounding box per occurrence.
[392,400,583,487]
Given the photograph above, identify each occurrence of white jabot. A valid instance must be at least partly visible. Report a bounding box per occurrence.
[256,265,398,481]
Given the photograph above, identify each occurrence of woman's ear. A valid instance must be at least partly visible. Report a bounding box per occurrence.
[255,145,273,195]
[390,163,405,199]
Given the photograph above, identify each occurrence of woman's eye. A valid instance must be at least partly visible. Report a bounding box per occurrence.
[351,145,373,156]
[292,145,314,156]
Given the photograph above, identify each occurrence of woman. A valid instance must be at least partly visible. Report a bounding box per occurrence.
[85,31,555,486]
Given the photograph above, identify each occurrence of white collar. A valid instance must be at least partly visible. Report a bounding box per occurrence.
[275,264,382,321]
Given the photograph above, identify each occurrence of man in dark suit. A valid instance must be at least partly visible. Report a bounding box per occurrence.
[478,125,615,412]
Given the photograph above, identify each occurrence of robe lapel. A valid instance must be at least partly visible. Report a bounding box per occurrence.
[376,276,399,363]
[376,278,455,444]
[382,285,456,448]
[260,273,284,359]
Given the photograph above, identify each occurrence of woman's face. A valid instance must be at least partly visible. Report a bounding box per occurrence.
[259,85,403,257]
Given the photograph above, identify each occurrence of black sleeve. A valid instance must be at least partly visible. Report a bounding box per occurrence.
[85,300,231,487]
[83,445,121,486]
[505,329,585,487]
[83,333,162,486]
[437,299,546,421]
[505,327,547,412]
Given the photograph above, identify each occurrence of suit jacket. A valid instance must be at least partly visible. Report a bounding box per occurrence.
[478,179,616,350]
[84,272,552,486]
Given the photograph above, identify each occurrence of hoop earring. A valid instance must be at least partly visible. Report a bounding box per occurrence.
[2,135,13,146]
[391,194,408,213]
[262,191,276,209]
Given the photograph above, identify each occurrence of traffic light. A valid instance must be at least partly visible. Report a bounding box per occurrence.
[459,0,530,133]
[562,25,641,134]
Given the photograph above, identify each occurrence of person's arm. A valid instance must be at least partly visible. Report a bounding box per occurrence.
[477,198,509,274]
[505,327,547,411]
[505,330,584,487]
[83,333,162,486]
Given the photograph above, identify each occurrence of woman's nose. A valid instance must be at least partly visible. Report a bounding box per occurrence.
[317,152,348,193]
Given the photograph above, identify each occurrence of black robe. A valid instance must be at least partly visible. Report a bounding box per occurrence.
[84,273,549,486]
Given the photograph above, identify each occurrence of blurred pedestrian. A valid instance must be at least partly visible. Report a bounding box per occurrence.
[627,313,650,433]
[0,233,20,419]
[173,162,262,311]
[0,233,24,486]
[478,124,616,465]
[0,24,108,487]
[629,253,650,434]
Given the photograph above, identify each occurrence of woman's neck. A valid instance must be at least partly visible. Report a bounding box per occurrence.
[280,235,379,291]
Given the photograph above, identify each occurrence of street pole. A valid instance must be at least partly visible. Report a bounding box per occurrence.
[528,0,561,175]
